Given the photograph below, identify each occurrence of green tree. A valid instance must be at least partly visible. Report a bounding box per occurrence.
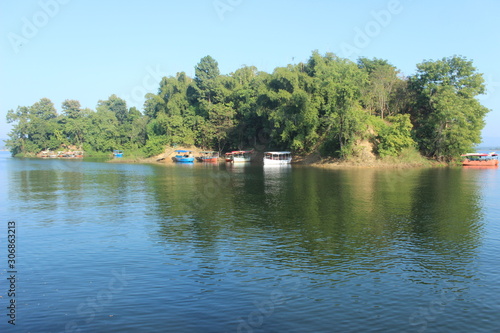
[95,95,136,147]
[84,106,119,152]
[205,101,236,152]
[307,51,367,158]
[230,67,269,150]
[258,65,319,152]
[124,107,148,148]
[144,72,201,148]
[409,56,489,160]
[60,100,88,147]
[194,55,221,103]
[358,58,401,119]
[31,97,57,120]
[97,94,129,124]
[373,114,416,157]
[61,99,82,119]
[6,106,31,155]
[6,98,60,155]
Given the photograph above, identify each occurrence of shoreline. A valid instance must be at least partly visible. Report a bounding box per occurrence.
[2,153,456,168]
[108,150,448,169]
[4,147,453,168]
[110,158,448,169]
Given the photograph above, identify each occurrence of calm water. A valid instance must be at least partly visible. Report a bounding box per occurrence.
[1,151,500,332]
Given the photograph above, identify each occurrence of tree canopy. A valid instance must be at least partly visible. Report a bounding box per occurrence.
[5,52,490,161]
[408,56,488,160]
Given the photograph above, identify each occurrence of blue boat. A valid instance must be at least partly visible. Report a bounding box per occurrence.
[172,150,194,163]
[113,150,124,158]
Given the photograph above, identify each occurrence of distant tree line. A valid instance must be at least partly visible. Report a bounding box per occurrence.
[5,51,489,161]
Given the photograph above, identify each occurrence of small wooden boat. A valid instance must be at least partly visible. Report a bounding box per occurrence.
[38,150,50,158]
[263,151,292,165]
[231,150,252,163]
[224,152,233,162]
[113,150,124,158]
[196,151,219,162]
[172,150,194,163]
[461,152,498,166]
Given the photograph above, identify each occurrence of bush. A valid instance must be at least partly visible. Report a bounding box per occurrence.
[374,114,416,157]
[142,136,168,157]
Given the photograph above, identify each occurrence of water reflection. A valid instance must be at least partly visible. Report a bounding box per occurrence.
[150,165,485,284]
[4,153,497,332]
[9,159,484,279]
[7,158,156,224]
[263,164,291,200]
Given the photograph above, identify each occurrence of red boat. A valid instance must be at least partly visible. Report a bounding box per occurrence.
[461,152,498,166]
[224,152,233,162]
[196,151,219,162]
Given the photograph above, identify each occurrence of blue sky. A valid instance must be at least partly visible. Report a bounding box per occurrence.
[1,0,499,145]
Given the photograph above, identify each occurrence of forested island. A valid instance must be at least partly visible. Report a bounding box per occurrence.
[5,51,490,163]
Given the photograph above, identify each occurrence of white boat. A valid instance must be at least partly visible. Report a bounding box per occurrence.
[231,150,252,163]
[263,151,292,165]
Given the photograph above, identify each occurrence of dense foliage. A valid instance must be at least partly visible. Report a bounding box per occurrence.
[5,52,489,161]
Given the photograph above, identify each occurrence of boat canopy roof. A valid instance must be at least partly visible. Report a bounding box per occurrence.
[265,151,291,154]
[175,150,192,153]
[461,152,498,157]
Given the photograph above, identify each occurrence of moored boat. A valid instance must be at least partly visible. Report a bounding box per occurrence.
[172,150,194,163]
[263,151,292,165]
[54,151,83,158]
[231,150,252,163]
[39,150,50,158]
[113,150,124,158]
[461,152,498,166]
[196,151,219,162]
[224,152,233,162]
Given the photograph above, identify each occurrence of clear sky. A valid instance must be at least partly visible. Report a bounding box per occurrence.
[1,0,499,145]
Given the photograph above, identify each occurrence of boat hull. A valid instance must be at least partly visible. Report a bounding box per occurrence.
[462,159,498,166]
[196,157,219,162]
[263,158,292,165]
[173,156,194,163]
[232,157,251,163]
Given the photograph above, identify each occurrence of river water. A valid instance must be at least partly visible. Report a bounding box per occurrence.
[1,151,499,332]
